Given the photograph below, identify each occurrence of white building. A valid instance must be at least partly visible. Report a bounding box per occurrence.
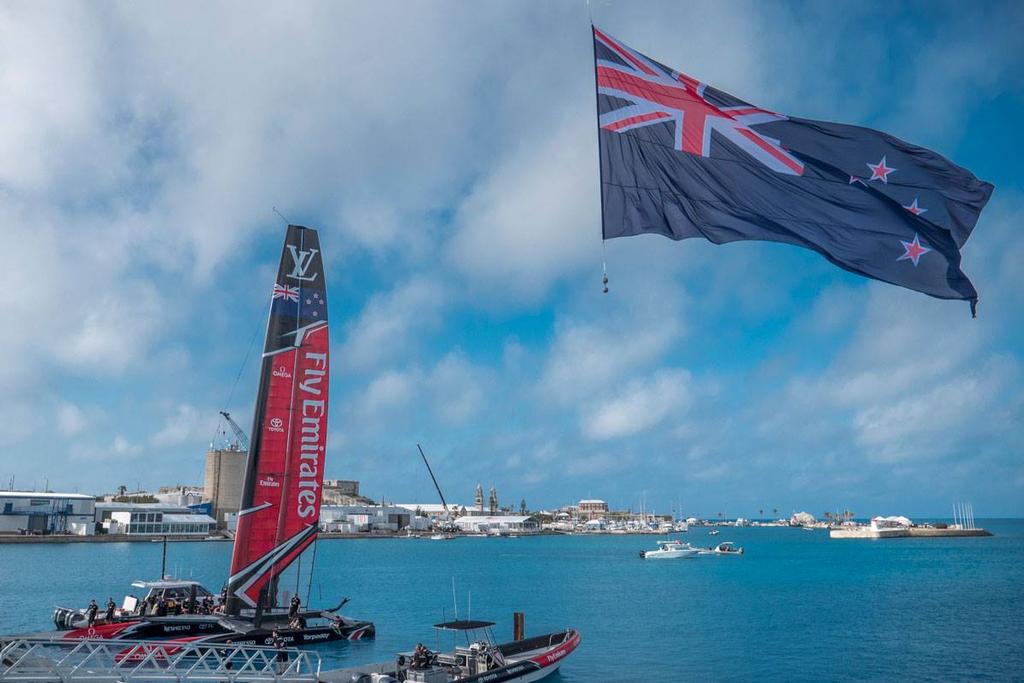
[96,502,215,536]
[453,515,539,534]
[320,504,425,533]
[0,491,95,535]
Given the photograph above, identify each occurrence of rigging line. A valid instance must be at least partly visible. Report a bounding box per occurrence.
[305,534,319,607]
[211,313,264,447]
[272,206,291,225]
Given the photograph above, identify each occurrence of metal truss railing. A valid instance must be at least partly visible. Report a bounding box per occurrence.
[0,636,320,682]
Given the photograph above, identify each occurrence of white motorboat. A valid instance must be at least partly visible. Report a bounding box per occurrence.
[639,540,700,559]
[430,533,456,541]
[708,529,720,536]
[711,541,744,555]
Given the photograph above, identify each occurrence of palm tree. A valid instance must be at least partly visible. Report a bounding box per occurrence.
[772,507,778,519]
[759,508,764,520]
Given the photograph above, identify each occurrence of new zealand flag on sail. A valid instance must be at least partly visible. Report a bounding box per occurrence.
[593,27,993,313]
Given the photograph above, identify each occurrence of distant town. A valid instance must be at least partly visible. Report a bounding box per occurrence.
[0,443,982,541]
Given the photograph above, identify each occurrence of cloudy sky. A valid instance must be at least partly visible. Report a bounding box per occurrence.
[2,1,1021,517]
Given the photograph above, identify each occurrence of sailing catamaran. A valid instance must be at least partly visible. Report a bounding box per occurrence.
[48,225,374,645]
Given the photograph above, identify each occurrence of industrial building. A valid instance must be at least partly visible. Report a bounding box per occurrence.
[320,504,429,533]
[203,445,246,526]
[0,491,96,535]
[95,502,216,536]
[453,515,539,535]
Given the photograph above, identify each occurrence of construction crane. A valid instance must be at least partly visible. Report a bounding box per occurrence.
[219,411,250,451]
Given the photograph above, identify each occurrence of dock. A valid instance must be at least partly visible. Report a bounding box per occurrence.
[829,527,992,539]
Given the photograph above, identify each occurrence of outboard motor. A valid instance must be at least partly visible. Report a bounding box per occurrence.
[639,551,647,559]
[53,607,83,630]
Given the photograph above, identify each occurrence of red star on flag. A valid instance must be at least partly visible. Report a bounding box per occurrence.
[903,197,927,216]
[897,233,931,266]
[867,155,896,183]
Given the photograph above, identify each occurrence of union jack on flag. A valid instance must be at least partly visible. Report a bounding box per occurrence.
[272,283,299,303]
[595,27,804,175]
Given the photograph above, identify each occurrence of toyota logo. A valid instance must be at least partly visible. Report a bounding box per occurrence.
[270,417,283,429]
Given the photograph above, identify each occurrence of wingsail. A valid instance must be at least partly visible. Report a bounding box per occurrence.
[226,225,329,612]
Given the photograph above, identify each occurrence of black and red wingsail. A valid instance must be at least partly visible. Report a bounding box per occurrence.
[226,225,330,612]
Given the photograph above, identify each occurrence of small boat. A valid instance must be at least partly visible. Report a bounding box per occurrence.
[430,533,456,541]
[331,619,579,682]
[639,540,700,560]
[708,529,720,536]
[711,541,744,555]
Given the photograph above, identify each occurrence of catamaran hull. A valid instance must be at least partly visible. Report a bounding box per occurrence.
[58,616,374,644]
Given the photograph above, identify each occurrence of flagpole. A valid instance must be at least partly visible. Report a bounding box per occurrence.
[588,3,609,294]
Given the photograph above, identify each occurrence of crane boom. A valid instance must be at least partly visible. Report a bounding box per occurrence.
[417,443,449,515]
[219,410,250,451]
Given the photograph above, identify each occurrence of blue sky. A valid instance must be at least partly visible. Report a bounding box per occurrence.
[1,1,1021,517]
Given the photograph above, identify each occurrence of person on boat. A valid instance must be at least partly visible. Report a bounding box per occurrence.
[412,643,433,669]
[156,598,168,617]
[104,598,116,622]
[217,638,234,680]
[86,600,99,627]
[271,631,288,674]
[288,595,301,619]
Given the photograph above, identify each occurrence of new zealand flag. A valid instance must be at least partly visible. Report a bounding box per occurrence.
[594,27,993,314]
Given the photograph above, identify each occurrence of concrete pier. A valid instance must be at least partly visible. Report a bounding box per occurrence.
[829,527,992,539]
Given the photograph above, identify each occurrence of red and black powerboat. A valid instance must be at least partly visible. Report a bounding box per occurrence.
[331,619,580,682]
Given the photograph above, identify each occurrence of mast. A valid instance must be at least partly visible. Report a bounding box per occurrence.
[417,444,450,517]
[225,225,330,616]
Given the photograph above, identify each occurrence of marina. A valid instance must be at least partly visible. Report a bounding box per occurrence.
[2,522,1022,680]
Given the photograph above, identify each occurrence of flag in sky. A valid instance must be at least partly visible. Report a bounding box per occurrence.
[593,26,994,314]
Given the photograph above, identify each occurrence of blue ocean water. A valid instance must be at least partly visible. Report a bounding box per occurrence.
[2,521,1022,681]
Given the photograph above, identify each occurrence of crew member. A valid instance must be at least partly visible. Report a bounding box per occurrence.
[86,600,99,627]
[288,595,301,619]
[104,598,116,622]
[272,631,288,674]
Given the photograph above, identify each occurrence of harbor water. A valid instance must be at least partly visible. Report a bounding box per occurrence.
[2,520,1022,681]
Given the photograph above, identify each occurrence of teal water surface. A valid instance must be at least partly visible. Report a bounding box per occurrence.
[1,521,1022,681]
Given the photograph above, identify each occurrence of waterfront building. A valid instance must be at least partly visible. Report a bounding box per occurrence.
[203,445,246,526]
[0,491,95,535]
[320,504,428,533]
[95,502,216,536]
[578,499,609,520]
[453,514,539,534]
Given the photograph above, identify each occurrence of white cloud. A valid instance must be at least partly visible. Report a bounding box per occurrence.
[57,402,89,437]
[358,369,419,421]
[540,287,686,405]
[425,352,490,426]
[339,278,449,372]
[448,115,600,299]
[151,404,211,448]
[582,368,693,440]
